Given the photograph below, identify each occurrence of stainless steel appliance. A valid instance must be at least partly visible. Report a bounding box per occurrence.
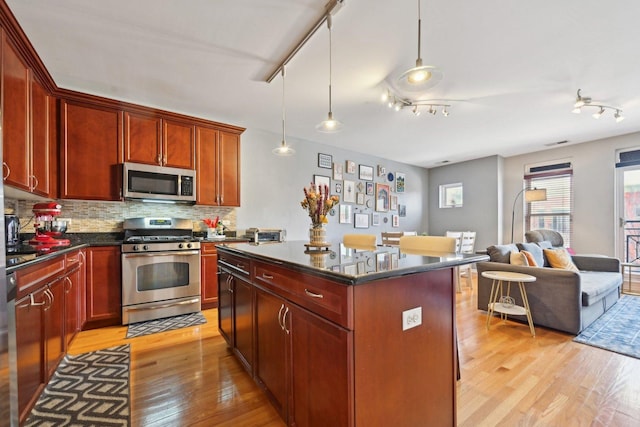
[121,218,201,325]
[123,162,196,204]
[4,215,19,248]
[243,228,286,243]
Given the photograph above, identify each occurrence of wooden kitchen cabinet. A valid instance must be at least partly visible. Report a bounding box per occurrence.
[60,100,123,201]
[196,127,241,206]
[200,242,219,309]
[15,288,46,424]
[85,246,122,329]
[64,250,84,348]
[1,31,56,197]
[123,112,195,169]
[44,278,65,379]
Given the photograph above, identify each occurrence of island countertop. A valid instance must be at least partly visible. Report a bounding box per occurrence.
[216,240,488,285]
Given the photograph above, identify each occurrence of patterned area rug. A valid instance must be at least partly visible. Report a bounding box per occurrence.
[574,295,640,359]
[126,311,207,339]
[25,344,130,426]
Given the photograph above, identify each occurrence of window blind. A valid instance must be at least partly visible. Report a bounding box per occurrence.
[524,170,573,247]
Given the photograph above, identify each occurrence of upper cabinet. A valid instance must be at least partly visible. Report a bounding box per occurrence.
[124,111,195,170]
[196,127,241,206]
[2,31,56,197]
[60,100,123,201]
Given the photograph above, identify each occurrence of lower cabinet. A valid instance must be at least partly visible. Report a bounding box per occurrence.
[200,242,219,309]
[44,278,65,379]
[64,265,83,348]
[85,246,122,329]
[254,286,352,427]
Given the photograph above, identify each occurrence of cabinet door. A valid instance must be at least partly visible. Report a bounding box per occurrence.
[218,131,240,207]
[2,33,30,190]
[218,268,233,346]
[45,279,65,379]
[289,304,352,427]
[195,126,218,205]
[201,243,219,309]
[30,75,53,197]
[234,275,253,372]
[61,100,123,200]
[254,287,288,419]
[124,111,162,166]
[85,246,122,329]
[15,290,46,423]
[163,119,195,169]
[64,267,82,348]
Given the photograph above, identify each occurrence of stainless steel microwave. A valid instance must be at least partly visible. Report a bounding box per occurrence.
[123,162,196,204]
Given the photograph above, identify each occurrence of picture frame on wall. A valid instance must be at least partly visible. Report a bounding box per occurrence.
[372,212,380,226]
[375,183,390,212]
[313,174,331,190]
[343,180,356,203]
[359,164,374,181]
[366,181,374,196]
[335,182,342,193]
[392,214,399,227]
[390,195,398,211]
[339,204,352,224]
[354,213,370,229]
[333,162,344,180]
[396,172,406,193]
[356,192,365,205]
[346,160,356,174]
[318,153,333,169]
[398,204,406,217]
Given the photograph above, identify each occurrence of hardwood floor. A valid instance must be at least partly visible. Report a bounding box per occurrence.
[68,278,640,426]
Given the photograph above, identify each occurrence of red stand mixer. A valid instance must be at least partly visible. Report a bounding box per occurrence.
[29,202,71,252]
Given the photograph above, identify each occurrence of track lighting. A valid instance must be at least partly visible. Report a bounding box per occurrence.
[316,15,343,133]
[571,89,624,123]
[381,89,451,117]
[272,67,295,156]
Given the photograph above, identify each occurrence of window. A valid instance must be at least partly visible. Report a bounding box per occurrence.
[524,164,573,247]
[439,183,463,208]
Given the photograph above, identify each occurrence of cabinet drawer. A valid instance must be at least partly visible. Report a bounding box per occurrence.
[65,250,82,269]
[201,242,218,255]
[218,252,250,277]
[253,261,352,329]
[16,257,66,299]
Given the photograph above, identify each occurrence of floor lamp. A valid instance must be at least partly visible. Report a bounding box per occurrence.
[510,187,547,243]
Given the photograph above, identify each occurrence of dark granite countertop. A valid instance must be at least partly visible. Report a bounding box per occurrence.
[216,240,489,285]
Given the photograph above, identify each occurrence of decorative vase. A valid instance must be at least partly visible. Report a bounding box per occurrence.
[309,252,328,269]
[309,226,327,246]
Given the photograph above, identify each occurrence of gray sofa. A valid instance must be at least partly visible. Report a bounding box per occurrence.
[476,243,622,334]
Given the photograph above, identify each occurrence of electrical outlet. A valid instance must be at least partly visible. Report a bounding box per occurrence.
[402,307,422,331]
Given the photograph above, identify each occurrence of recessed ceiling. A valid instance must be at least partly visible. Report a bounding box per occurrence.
[7,0,640,167]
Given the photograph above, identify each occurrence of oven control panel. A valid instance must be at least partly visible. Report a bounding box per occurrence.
[122,241,201,253]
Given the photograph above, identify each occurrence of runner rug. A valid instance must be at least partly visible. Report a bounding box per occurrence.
[573,295,640,359]
[126,311,207,339]
[25,344,130,426]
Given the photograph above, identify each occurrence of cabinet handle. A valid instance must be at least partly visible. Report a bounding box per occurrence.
[304,289,324,299]
[262,273,274,280]
[43,289,53,310]
[228,276,234,293]
[277,304,285,331]
[236,263,245,270]
[3,162,10,180]
[163,155,167,165]
[64,276,72,292]
[283,306,290,335]
[30,175,39,191]
[157,154,162,165]
[26,293,46,307]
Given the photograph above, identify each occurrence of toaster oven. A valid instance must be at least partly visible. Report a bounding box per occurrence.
[244,228,286,243]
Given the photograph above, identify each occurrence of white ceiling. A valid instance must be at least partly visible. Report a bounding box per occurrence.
[7,0,640,168]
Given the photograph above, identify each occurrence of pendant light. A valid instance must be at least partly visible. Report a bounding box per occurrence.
[396,0,443,92]
[316,14,343,133]
[272,67,295,156]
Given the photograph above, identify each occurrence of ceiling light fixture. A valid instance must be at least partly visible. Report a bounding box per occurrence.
[572,89,624,123]
[316,15,343,133]
[396,0,443,92]
[381,89,451,117]
[272,68,295,156]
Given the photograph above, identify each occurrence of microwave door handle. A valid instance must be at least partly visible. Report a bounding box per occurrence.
[123,250,200,258]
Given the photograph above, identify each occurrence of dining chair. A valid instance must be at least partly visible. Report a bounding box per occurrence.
[381,232,404,246]
[399,235,457,253]
[343,234,377,250]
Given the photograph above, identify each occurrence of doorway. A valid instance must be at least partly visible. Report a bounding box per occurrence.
[616,166,640,264]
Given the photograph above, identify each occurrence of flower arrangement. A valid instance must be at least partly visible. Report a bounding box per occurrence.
[301,183,340,228]
[203,217,220,229]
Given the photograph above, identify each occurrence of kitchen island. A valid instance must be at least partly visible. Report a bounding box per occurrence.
[216,240,488,427]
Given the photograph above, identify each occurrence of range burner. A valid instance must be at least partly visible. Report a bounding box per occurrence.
[125,235,193,243]
[122,217,200,253]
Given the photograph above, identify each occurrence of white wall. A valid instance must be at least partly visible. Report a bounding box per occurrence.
[503,133,640,256]
[237,128,429,242]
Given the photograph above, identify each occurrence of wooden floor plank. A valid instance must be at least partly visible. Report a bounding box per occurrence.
[67,276,640,426]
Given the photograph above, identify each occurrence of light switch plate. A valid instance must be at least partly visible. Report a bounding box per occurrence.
[402,307,422,331]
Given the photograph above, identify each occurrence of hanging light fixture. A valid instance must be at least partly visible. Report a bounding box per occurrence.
[316,14,343,133]
[272,67,295,156]
[380,88,451,117]
[571,89,624,123]
[396,0,443,93]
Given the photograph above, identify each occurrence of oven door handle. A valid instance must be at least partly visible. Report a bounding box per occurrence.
[123,250,200,258]
[125,298,201,312]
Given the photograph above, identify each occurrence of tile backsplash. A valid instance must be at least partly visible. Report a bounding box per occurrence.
[7,198,236,233]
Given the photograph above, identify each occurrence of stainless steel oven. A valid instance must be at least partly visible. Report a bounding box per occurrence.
[121,218,201,325]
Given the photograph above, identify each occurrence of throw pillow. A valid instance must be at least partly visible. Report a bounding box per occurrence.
[536,240,553,250]
[510,251,529,266]
[520,250,538,267]
[487,244,519,263]
[543,248,580,272]
[516,242,545,267]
